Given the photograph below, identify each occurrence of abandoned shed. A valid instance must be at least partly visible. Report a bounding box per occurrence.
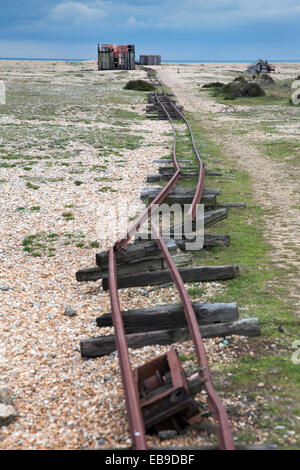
[98,44,135,70]
[139,55,161,66]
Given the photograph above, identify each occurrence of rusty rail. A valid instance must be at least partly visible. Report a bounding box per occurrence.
[114,93,180,252]
[107,72,235,450]
[108,247,147,449]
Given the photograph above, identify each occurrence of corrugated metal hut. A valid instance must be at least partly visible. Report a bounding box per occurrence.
[139,55,161,66]
[98,44,135,70]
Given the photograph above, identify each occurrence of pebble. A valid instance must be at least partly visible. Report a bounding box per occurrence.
[0,404,18,426]
[0,387,14,405]
[158,430,178,441]
[0,286,10,292]
[63,306,77,317]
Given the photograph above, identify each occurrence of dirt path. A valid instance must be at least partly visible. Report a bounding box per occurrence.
[157,64,300,312]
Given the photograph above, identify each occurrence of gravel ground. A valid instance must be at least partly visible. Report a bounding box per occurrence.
[0,60,256,450]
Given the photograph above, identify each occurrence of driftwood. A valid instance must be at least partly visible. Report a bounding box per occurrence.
[101,265,239,290]
[80,318,260,358]
[96,302,239,333]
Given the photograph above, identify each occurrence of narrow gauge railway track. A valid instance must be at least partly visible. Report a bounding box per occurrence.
[109,69,233,450]
[76,68,261,450]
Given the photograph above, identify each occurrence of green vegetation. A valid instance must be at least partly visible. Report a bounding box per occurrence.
[124,79,155,91]
[208,77,265,100]
[62,211,74,221]
[98,186,117,192]
[89,241,100,248]
[263,140,300,167]
[202,81,225,89]
[201,76,294,106]
[26,182,40,190]
[22,231,87,257]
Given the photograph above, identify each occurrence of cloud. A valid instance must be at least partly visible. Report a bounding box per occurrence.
[126,16,137,27]
[1,0,300,60]
[157,0,300,29]
[49,1,108,24]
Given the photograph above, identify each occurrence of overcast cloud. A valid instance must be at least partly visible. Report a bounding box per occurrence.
[0,1,299,59]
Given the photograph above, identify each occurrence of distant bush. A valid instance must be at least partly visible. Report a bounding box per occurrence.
[124,80,155,91]
[217,78,265,100]
[202,82,224,88]
[259,74,275,84]
[233,76,247,83]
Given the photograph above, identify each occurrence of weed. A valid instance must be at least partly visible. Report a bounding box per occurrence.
[89,241,100,248]
[26,182,39,190]
[62,212,74,221]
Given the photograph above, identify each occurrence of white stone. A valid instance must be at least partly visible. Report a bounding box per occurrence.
[0,404,18,426]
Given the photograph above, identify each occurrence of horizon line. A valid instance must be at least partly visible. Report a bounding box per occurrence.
[1,57,300,63]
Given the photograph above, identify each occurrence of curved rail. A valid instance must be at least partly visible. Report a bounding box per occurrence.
[107,72,235,450]
[114,92,180,251]
[108,247,147,450]
[165,97,205,219]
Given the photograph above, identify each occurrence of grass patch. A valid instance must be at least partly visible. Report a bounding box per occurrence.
[98,186,117,192]
[0,162,17,168]
[26,182,40,190]
[89,241,100,248]
[186,286,207,298]
[263,140,300,166]
[62,211,74,221]
[22,231,87,257]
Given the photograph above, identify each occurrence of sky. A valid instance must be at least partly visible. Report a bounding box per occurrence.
[0,0,299,60]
